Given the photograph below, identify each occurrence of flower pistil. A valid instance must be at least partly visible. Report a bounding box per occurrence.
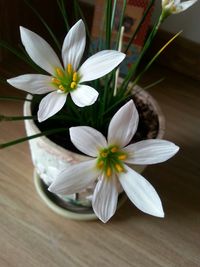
[51,64,80,93]
[97,145,127,178]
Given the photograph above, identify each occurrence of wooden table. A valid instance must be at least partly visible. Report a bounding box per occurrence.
[0,66,200,267]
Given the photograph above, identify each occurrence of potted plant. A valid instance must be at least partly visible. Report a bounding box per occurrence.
[0,0,196,222]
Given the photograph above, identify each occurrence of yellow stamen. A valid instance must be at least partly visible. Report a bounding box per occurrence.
[56,67,64,78]
[118,154,127,160]
[70,82,77,89]
[115,164,124,173]
[58,85,65,91]
[101,152,108,158]
[106,167,112,177]
[97,160,104,169]
[111,146,118,153]
[73,72,78,82]
[51,77,61,85]
[67,64,73,74]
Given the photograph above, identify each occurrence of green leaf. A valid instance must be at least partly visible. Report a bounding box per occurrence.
[24,0,61,51]
[0,128,67,149]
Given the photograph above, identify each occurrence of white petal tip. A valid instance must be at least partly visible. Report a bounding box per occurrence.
[155,211,165,218]
[7,79,12,85]
[19,26,27,34]
[144,209,165,218]
[37,116,43,123]
[47,186,53,192]
[99,218,109,223]
[48,184,58,194]
[48,184,55,193]
[174,145,180,153]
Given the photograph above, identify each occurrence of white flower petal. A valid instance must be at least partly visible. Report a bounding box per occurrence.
[38,91,67,122]
[48,160,99,195]
[7,74,53,94]
[175,0,197,12]
[123,140,179,165]
[119,165,164,217]
[20,26,62,76]
[174,0,181,5]
[92,175,118,223]
[108,100,139,147]
[70,85,98,107]
[70,126,107,157]
[79,50,125,82]
[62,20,86,70]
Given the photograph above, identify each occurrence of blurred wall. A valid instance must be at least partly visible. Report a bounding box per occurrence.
[146,0,200,44]
[83,0,200,44]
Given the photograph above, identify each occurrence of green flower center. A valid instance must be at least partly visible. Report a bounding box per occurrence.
[97,145,127,178]
[51,64,80,93]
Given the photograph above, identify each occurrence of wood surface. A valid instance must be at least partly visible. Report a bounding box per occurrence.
[145,29,200,81]
[0,65,200,267]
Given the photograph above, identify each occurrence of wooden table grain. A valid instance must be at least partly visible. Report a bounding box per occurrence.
[0,66,200,267]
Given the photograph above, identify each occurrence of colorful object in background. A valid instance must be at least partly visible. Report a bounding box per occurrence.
[92,0,154,75]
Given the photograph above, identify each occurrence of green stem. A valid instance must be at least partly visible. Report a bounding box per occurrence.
[0,96,32,102]
[105,0,112,49]
[75,0,92,41]
[142,77,165,90]
[73,0,79,21]
[111,0,117,30]
[57,0,70,31]
[128,30,182,91]
[115,0,127,50]
[124,0,155,54]
[0,128,67,149]
[24,0,61,51]
[121,13,164,93]
[0,41,38,71]
[0,115,36,121]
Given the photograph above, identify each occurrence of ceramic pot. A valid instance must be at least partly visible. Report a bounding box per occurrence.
[24,85,165,220]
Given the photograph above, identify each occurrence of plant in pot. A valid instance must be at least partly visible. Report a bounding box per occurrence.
[0,0,196,223]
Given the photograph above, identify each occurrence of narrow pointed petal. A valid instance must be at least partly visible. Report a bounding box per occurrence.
[119,165,164,217]
[79,50,125,82]
[108,100,139,147]
[38,91,67,122]
[175,0,197,13]
[174,0,181,4]
[49,160,99,195]
[123,140,179,165]
[20,26,62,76]
[7,74,53,94]
[70,126,107,157]
[70,85,98,107]
[62,20,86,70]
[92,175,118,223]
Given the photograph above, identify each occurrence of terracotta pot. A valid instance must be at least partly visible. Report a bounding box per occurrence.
[24,85,165,220]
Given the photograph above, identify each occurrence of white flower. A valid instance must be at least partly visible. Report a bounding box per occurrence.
[49,100,179,223]
[162,0,197,14]
[7,20,125,122]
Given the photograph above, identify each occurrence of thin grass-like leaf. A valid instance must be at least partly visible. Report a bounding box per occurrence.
[105,0,112,49]
[142,77,165,90]
[57,0,70,31]
[111,0,117,30]
[0,128,67,149]
[121,14,163,93]
[124,0,155,54]
[115,0,127,50]
[0,115,36,121]
[24,0,61,51]
[0,41,33,67]
[0,96,32,102]
[129,31,182,91]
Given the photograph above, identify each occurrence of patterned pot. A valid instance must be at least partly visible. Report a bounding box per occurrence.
[24,85,165,220]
